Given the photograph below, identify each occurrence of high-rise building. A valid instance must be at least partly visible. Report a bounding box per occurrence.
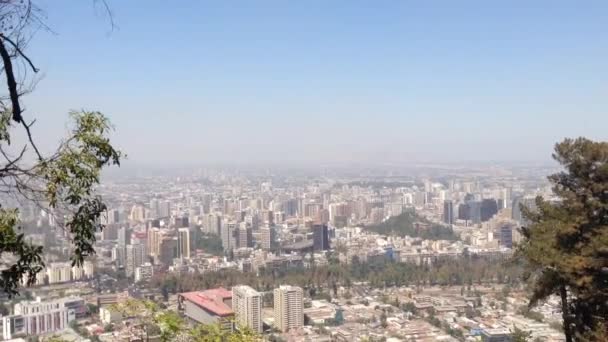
[102,223,119,241]
[500,188,512,209]
[480,199,498,222]
[126,243,146,277]
[232,285,262,333]
[273,285,303,333]
[237,225,253,249]
[177,227,191,259]
[118,226,131,246]
[312,224,330,251]
[159,237,177,265]
[260,226,275,250]
[203,213,221,235]
[107,208,120,224]
[47,262,72,284]
[499,224,514,248]
[149,198,160,218]
[147,228,162,258]
[221,221,237,251]
[443,200,454,225]
[130,205,146,223]
[159,200,171,218]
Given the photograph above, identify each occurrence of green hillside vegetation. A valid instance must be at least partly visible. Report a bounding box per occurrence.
[366,211,457,240]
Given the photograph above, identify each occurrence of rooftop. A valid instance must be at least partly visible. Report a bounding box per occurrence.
[180,288,233,317]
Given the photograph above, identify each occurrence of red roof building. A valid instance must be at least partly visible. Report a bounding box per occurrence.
[178,288,234,331]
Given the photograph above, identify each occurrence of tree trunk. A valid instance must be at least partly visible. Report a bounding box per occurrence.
[560,284,573,342]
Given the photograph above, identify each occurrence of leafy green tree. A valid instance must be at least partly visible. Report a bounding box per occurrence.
[517,138,608,341]
[0,2,122,297]
[113,299,261,342]
[366,211,457,240]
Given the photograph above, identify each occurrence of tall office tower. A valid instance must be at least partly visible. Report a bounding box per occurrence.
[203,213,222,235]
[312,224,330,251]
[244,214,260,231]
[102,223,119,241]
[201,193,212,214]
[107,208,120,224]
[147,228,162,258]
[113,245,126,268]
[499,224,514,248]
[260,226,275,250]
[130,205,146,223]
[159,200,171,218]
[273,285,303,333]
[126,243,146,277]
[500,187,512,209]
[177,227,191,259]
[237,225,253,249]
[443,200,454,225]
[284,199,298,217]
[159,237,177,265]
[118,226,131,246]
[221,221,237,251]
[480,199,499,222]
[149,198,159,218]
[232,285,262,333]
[458,202,470,221]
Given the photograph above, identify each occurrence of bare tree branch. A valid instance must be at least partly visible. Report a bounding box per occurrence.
[0,33,22,123]
[0,33,38,72]
[21,118,42,160]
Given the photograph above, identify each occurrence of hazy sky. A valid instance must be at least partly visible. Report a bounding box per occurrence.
[22,1,608,165]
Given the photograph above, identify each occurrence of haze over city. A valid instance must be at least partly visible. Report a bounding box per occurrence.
[22,0,608,165]
[0,1,607,342]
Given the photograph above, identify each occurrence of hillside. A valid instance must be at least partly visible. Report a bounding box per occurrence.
[366,211,458,240]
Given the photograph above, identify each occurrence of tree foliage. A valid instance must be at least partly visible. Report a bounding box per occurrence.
[366,211,457,240]
[112,299,261,342]
[0,1,122,297]
[517,138,608,341]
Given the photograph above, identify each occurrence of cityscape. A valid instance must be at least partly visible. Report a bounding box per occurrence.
[2,164,567,341]
[0,1,606,342]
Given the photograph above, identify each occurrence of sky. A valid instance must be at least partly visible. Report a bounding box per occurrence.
[20,0,608,165]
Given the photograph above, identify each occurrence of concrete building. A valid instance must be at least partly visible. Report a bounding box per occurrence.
[126,243,146,277]
[159,236,177,265]
[443,200,454,225]
[178,288,234,332]
[46,262,72,284]
[177,227,191,259]
[232,285,262,333]
[274,285,304,332]
[134,262,154,283]
[2,297,84,340]
[260,226,275,250]
[312,224,330,251]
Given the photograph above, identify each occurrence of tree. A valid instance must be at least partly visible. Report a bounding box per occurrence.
[517,138,608,341]
[380,310,388,328]
[512,327,532,342]
[113,299,262,342]
[0,1,121,297]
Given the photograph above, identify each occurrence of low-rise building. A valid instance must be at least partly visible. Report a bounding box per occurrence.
[178,288,234,332]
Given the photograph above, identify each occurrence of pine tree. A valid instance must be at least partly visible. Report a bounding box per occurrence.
[517,138,608,341]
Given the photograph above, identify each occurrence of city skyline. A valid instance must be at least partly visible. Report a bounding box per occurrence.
[21,1,608,164]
